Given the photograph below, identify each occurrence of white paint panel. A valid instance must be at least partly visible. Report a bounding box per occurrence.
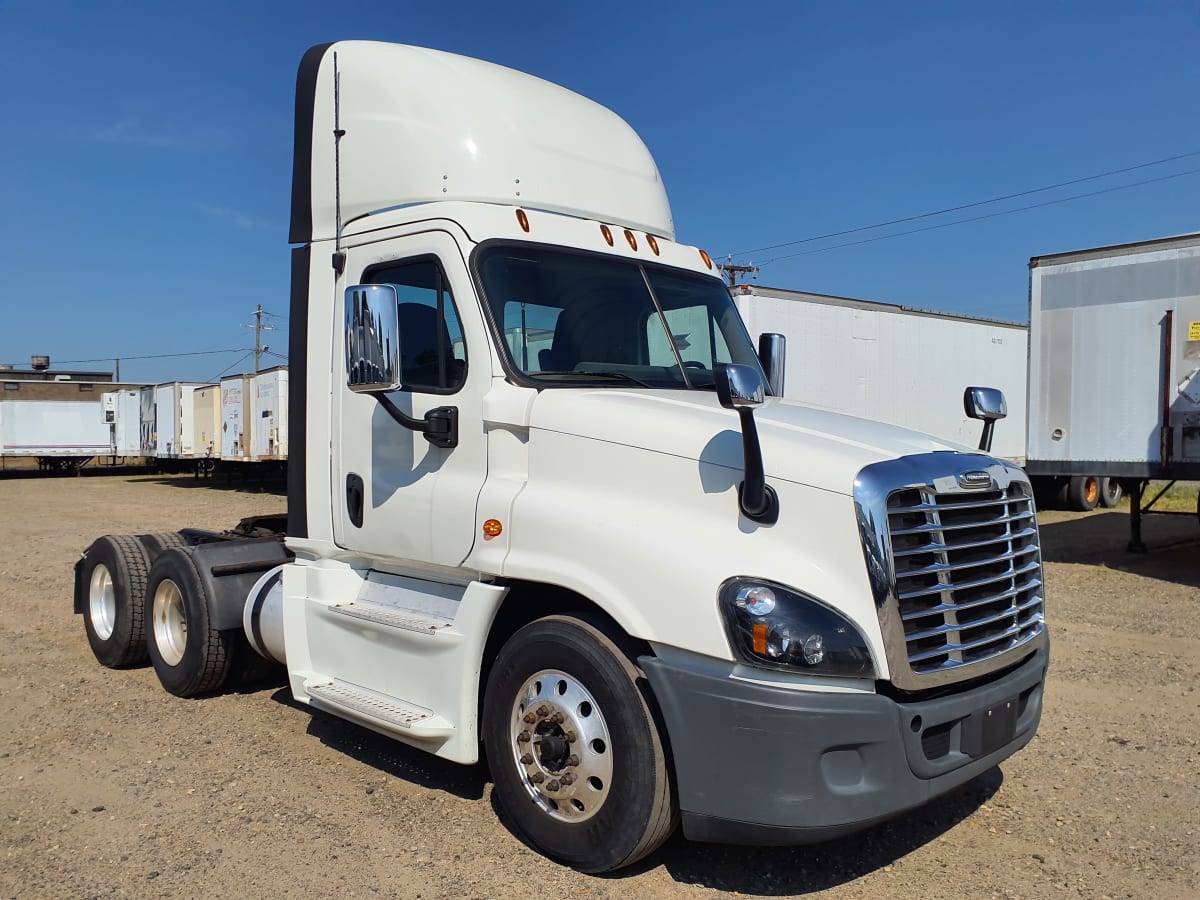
[0,401,110,456]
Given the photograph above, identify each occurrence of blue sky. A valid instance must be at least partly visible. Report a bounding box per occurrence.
[0,0,1196,384]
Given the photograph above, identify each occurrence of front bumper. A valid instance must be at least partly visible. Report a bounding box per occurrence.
[640,640,1047,845]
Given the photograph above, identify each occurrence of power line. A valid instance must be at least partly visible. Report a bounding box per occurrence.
[1,348,252,367]
[207,352,256,384]
[732,149,1200,258]
[758,166,1200,265]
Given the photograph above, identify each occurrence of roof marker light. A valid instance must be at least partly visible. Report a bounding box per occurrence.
[699,249,713,270]
[624,229,638,251]
[646,234,659,256]
[600,224,614,246]
[516,209,530,232]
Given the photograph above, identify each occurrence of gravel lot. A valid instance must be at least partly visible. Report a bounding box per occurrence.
[2,474,1197,899]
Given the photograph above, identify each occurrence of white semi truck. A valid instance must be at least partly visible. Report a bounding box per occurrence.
[74,42,1048,872]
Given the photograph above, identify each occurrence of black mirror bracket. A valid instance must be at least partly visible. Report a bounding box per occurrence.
[734,407,779,525]
[373,392,459,449]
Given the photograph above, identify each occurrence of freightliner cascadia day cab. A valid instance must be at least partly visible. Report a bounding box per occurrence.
[74,42,1048,872]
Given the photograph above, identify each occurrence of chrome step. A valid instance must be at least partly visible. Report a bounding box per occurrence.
[306,679,452,738]
[327,601,453,634]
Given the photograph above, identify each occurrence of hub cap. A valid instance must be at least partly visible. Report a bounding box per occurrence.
[152,579,187,666]
[88,564,116,640]
[509,669,613,823]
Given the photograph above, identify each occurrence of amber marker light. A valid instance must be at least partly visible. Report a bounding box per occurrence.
[646,234,659,255]
[516,209,530,232]
[483,519,503,539]
[600,224,614,246]
[699,248,714,270]
[752,622,769,655]
[624,229,638,251]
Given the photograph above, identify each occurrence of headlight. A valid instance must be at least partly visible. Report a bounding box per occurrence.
[718,579,876,678]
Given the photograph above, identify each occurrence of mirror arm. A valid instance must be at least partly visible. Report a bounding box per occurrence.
[372,392,459,449]
[978,420,995,453]
[735,407,779,525]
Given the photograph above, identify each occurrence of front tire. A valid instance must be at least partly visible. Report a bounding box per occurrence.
[483,616,676,873]
[145,549,233,697]
[81,535,151,668]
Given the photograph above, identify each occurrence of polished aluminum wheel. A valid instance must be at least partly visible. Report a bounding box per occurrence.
[88,563,116,641]
[509,669,613,823]
[152,578,187,666]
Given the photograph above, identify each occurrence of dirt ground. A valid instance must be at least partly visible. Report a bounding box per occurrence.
[1,474,1197,899]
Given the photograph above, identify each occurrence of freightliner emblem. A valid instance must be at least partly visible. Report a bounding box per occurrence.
[957,470,994,490]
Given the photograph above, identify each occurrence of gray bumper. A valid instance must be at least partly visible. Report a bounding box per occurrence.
[640,640,1047,845]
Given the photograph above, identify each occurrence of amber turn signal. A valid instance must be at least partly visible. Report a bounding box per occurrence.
[483,519,503,538]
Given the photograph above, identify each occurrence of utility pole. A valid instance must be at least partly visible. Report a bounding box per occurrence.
[115,358,120,381]
[718,262,759,288]
[254,304,263,372]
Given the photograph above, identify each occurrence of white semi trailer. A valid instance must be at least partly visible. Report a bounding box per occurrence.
[74,42,1048,872]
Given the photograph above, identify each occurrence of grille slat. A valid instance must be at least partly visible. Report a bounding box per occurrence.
[893,525,1038,557]
[886,480,1045,676]
[889,508,1034,536]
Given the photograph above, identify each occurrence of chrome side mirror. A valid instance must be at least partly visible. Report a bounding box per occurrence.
[345,285,401,393]
[964,386,1007,452]
[757,333,786,397]
[714,363,778,525]
[715,363,765,410]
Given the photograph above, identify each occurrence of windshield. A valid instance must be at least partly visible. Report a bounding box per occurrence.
[476,245,766,390]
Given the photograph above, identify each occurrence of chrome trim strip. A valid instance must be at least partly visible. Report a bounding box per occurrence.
[854,451,1047,691]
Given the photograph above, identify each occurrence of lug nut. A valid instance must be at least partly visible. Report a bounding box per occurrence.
[520,753,534,765]
[536,705,550,718]
[523,712,536,724]
[546,780,561,792]
[560,773,576,786]
[549,712,564,724]
[565,754,579,767]
[530,772,544,784]
[565,731,576,743]
[517,731,530,743]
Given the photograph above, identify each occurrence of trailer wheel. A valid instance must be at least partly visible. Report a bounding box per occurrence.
[1099,478,1123,508]
[81,535,151,668]
[1066,475,1101,512]
[482,616,676,873]
[145,549,233,697]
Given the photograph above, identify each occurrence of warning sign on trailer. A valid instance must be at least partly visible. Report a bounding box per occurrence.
[1189,320,1200,342]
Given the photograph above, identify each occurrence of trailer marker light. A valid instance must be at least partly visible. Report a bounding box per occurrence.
[646,234,659,255]
[483,519,503,538]
[516,209,530,232]
[624,229,637,251]
[699,249,713,269]
[600,224,614,246]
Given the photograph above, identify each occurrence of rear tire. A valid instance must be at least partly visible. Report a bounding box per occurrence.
[145,549,233,697]
[482,616,676,873]
[1099,477,1123,508]
[137,531,188,564]
[1066,475,1100,512]
[81,535,151,668]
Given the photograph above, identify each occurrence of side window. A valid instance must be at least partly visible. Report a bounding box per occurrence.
[367,259,466,392]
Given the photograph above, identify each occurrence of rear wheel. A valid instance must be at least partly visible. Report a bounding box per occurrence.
[1066,475,1100,512]
[81,535,151,668]
[1099,477,1123,508]
[145,549,233,697]
[482,616,676,873]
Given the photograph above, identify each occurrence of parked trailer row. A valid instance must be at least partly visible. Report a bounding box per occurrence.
[0,368,289,474]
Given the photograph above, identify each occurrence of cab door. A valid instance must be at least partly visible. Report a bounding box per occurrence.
[332,229,488,569]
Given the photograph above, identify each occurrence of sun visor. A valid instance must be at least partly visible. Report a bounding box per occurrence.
[290,42,674,245]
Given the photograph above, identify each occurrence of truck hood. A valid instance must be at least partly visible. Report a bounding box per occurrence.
[529,389,971,496]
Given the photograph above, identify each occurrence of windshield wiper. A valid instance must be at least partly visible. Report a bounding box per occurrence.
[528,371,654,388]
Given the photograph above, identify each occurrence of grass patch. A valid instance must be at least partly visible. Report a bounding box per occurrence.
[1119,480,1200,513]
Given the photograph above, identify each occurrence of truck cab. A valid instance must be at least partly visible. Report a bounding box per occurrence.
[77,41,1048,873]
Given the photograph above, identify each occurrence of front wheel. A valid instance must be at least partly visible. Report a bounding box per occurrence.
[483,616,676,873]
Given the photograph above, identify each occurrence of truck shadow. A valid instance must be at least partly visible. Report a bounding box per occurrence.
[126,475,287,496]
[1036,510,1200,588]
[646,767,1001,893]
[270,688,487,800]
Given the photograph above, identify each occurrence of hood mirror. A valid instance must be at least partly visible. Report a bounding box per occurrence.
[964,386,1007,452]
[715,364,778,525]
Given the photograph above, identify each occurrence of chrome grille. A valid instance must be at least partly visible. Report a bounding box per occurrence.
[886,480,1044,675]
